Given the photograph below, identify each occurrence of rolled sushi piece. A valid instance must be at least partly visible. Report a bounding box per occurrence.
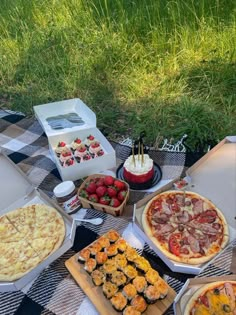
[77,248,90,263]
[125,246,139,262]
[102,281,118,299]
[130,295,147,313]
[134,256,151,273]
[111,270,127,287]
[91,269,106,286]
[115,238,128,253]
[114,253,128,270]
[89,241,103,257]
[122,283,137,301]
[95,251,108,265]
[122,265,138,280]
[143,285,160,304]
[105,244,118,257]
[145,268,160,285]
[84,258,97,273]
[132,276,147,294]
[106,229,120,243]
[123,306,141,315]
[102,258,117,275]
[154,278,169,299]
[110,292,127,312]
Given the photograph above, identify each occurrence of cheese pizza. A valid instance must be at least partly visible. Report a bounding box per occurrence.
[0,204,65,281]
[184,281,236,315]
[142,191,229,265]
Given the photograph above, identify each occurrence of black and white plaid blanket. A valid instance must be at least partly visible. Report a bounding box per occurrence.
[0,109,233,315]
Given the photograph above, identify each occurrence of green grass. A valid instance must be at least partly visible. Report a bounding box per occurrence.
[0,0,236,150]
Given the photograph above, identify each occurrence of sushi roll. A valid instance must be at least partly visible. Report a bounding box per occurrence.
[111,271,127,287]
[91,269,106,286]
[102,258,117,274]
[132,276,147,294]
[154,278,169,299]
[134,256,151,273]
[84,258,97,273]
[105,244,118,257]
[95,251,108,265]
[97,235,110,249]
[123,306,141,315]
[114,253,128,270]
[110,292,127,312]
[143,285,160,304]
[106,229,120,243]
[89,241,103,257]
[122,283,137,301]
[125,246,139,262]
[122,265,138,280]
[77,248,90,263]
[131,295,147,313]
[116,238,128,253]
[102,281,118,299]
[145,268,160,285]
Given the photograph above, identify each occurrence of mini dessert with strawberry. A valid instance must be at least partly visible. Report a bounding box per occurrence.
[70,138,82,151]
[123,154,154,185]
[85,134,97,147]
[74,144,91,162]
[55,141,68,156]
[59,150,75,167]
[89,141,102,157]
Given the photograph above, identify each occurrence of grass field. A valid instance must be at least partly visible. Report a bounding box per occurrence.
[0,0,235,150]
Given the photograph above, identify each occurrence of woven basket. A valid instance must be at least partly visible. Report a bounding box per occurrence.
[77,174,129,216]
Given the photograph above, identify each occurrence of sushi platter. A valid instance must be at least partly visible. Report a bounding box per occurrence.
[65,229,176,314]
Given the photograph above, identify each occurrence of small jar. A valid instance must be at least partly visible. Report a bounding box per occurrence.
[53,181,81,215]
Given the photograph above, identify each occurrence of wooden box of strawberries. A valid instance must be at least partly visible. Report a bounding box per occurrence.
[77,174,129,216]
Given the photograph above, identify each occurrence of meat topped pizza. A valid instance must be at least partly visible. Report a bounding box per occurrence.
[0,204,65,281]
[142,191,229,264]
[184,281,236,315]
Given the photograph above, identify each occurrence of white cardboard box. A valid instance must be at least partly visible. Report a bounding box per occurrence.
[34,98,116,181]
[0,151,76,291]
[133,136,236,275]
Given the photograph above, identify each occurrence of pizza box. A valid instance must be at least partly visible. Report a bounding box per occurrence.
[173,274,236,315]
[132,137,236,275]
[0,151,76,292]
[33,98,116,181]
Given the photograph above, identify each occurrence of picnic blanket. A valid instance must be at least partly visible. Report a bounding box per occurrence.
[0,109,234,315]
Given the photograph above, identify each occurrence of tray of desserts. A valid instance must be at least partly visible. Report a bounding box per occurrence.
[65,229,176,315]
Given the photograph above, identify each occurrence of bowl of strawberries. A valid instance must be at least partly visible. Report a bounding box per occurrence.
[77,174,129,216]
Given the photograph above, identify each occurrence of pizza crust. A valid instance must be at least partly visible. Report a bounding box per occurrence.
[141,190,229,265]
[183,281,236,315]
[0,204,65,281]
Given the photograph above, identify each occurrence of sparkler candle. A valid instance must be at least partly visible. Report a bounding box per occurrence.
[141,143,144,166]
[138,142,140,160]
[132,144,136,166]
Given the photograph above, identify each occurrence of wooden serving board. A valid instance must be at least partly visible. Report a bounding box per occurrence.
[65,252,176,315]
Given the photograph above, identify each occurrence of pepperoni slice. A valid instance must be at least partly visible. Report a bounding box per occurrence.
[168,234,180,256]
[199,295,209,308]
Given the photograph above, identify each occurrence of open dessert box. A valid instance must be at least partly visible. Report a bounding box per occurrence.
[0,150,76,291]
[173,274,236,315]
[132,136,236,275]
[34,98,116,181]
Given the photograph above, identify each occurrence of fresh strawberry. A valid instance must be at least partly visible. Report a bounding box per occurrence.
[58,141,66,147]
[88,194,99,203]
[66,159,74,166]
[104,175,114,186]
[87,134,95,141]
[75,138,81,144]
[85,181,97,194]
[110,197,121,208]
[96,178,105,187]
[96,185,107,197]
[114,180,125,191]
[79,189,89,199]
[62,151,72,157]
[91,141,100,148]
[107,186,117,197]
[117,190,127,201]
[99,195,110,205]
